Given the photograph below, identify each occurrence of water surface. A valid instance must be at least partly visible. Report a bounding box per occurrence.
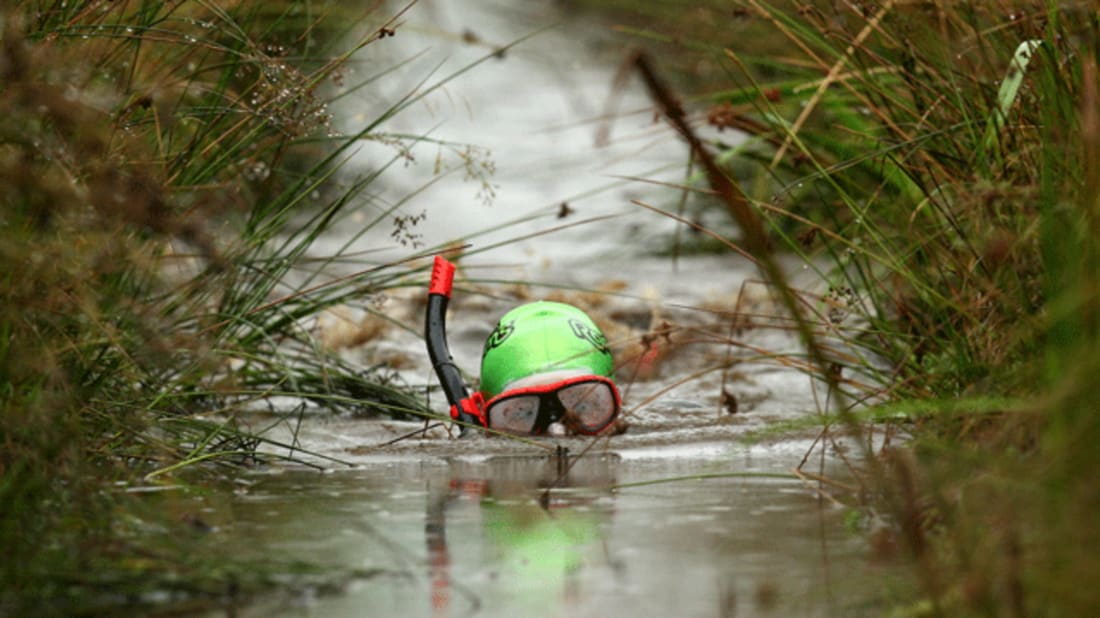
[200,451,887,617]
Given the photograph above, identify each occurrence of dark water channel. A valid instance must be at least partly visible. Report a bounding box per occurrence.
[193,1,902,615]
[202,451,886,617]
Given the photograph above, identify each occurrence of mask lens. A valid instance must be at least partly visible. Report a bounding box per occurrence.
[487,395,540,434]
[557,381,617,431]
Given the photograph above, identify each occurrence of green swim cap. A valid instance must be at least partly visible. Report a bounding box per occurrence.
[480,301,614,399]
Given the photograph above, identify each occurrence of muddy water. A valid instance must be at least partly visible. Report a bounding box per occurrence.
[202,453,887,617]
[211,1,897,616]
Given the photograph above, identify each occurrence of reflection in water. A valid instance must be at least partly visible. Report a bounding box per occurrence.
[425,451,617,616]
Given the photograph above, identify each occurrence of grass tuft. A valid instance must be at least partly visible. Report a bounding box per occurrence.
[570,0,1100,613]
[0,1,443,611]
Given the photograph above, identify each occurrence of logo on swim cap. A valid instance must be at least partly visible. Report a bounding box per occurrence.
[479,301,615,399]
[568,318,610,355]
[484,320,515,351]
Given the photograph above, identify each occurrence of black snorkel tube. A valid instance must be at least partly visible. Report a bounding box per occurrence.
[425,256,484,434]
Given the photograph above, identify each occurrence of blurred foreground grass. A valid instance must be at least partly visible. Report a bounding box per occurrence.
[0,1,440,612]
[571,0,1100,614]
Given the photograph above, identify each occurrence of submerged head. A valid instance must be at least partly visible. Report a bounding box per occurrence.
[478,301,619,435]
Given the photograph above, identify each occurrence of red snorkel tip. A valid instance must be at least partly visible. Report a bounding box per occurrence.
[429,256,456,298]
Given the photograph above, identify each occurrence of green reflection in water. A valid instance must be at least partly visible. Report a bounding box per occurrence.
[483,500,599,587]
[424,452,616,615]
